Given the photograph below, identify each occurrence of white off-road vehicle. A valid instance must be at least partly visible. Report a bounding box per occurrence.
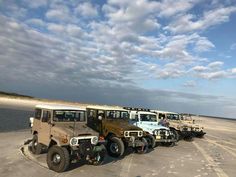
[125,107,176,147]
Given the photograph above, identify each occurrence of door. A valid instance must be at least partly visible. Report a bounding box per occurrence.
[38,109,51,146]
[87,109,103,133]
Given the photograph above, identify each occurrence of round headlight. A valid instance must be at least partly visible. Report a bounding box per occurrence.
[139,131,143,137]
[70,137,77,146]
[125,131,129,137]
[91,136,98,145]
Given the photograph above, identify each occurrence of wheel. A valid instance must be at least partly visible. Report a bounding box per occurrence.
[47,146,70,172]
[107,137,125,158]
[145,134,156,149]
[196,131,205,138]
[31,134,42,155]
[171,129,180,141]
[135,137,148,154]
[164,142,175,147]
[88,145,106,165]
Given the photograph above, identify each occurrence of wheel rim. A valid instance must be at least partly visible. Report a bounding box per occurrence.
[52,153,61,164]
[110,143,119,154]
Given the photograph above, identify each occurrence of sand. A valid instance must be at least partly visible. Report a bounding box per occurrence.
[0,96,236,177]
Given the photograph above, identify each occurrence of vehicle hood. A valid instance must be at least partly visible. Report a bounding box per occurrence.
[135,122,169,133]
[52,122,99,137]
[105,120,142,131]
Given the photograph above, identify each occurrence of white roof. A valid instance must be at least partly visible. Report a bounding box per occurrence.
[86,105,127,111]
[151,110,179,114]
[130,110,156,115]
[35,104,85,111]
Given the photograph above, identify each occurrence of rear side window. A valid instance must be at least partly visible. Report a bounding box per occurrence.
[35,109,42,120]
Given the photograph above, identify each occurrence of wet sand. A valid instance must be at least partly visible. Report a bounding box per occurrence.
[0,97,236,177]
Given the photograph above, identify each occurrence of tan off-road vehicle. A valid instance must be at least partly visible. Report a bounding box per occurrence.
[29,105,106,172]
[181,114,206,138]
[153,110,193,141]
[86,105,148,157]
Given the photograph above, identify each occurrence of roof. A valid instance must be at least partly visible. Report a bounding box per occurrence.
[151,110,179,114]
[130,110,157,115]
[35,104,85,111]
[86,105,127,111]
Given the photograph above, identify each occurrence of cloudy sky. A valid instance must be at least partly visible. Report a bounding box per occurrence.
[0,0,236,118]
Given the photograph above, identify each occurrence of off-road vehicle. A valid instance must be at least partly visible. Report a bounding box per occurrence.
[29,105,106,172]
[181,114,206,138]
[86,105,148,157]
[125,107,176,147]
[152,110,194,141]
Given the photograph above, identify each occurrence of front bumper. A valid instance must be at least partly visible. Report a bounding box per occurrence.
[192,130,206,137]
[154,135,176,143]
[126,137,146,148]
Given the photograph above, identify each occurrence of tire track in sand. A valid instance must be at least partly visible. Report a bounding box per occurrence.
[192,141,228,177]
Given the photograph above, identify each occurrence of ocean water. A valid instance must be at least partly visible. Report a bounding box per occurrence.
[0,108,34,132]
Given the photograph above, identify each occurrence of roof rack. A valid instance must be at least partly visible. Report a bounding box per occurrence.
[123,107,151,112]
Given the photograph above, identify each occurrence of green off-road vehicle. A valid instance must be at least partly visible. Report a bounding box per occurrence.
[153,110,194,141]
[86,106,148,157]
[29,105,106,172]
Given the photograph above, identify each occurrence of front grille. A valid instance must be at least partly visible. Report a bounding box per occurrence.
[130,132,138,137]
[78,139,91,144]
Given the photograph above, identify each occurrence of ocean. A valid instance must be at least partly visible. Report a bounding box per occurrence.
[0,108,34,132]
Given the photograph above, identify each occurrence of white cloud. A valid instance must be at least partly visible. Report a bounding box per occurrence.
[194,37,215,52]
[75,2,99,17]
[25,18,46,27]
[192,66,208,72]
[230,43,236,50]
[46,5,71,22]
[232,68,236,74]
[183,80,197,87]
[24,0,48,8]
[198,71,227,80]
[165,6,236,33]
[208,61,224,68]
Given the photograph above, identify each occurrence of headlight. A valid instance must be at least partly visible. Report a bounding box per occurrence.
[70,137,77,146]
[139,131,143,137]
[165,131,169,136]
[153,130,158,135]
[124,131,129,137]
[91,136,98,145]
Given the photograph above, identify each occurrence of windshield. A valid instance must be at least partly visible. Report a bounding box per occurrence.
[106,110,129,119]
[53,110,85,122]
[140,114,157,122]
[167,114,180,120]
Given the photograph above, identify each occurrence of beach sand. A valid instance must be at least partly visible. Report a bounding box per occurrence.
[0,96,236,177]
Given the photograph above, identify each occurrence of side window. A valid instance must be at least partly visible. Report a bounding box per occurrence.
[159,113,165,119]
[35,109,42,120]
[88,109,97,119]
[42,110,51,122]
[98,110,105,119]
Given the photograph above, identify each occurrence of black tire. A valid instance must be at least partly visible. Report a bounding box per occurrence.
[31,134,42,155]
[47,146,70,172]
[107,137,125,158]
[135,137,148,154]
[145,134,156,149]
[196,131,205,138]
[164,142,175,147]
[88,145,106,165]
[171,129,180,141]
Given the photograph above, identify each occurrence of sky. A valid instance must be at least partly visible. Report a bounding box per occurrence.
[0,0,236,118]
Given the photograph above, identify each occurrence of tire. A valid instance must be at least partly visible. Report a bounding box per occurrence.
[164,142,175,147]
[31,134,42,155]
[135,137,148,154]
[107,137,125,158]
[47,146,70,172]
[171,129,180,141]
[145,134,156,149]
